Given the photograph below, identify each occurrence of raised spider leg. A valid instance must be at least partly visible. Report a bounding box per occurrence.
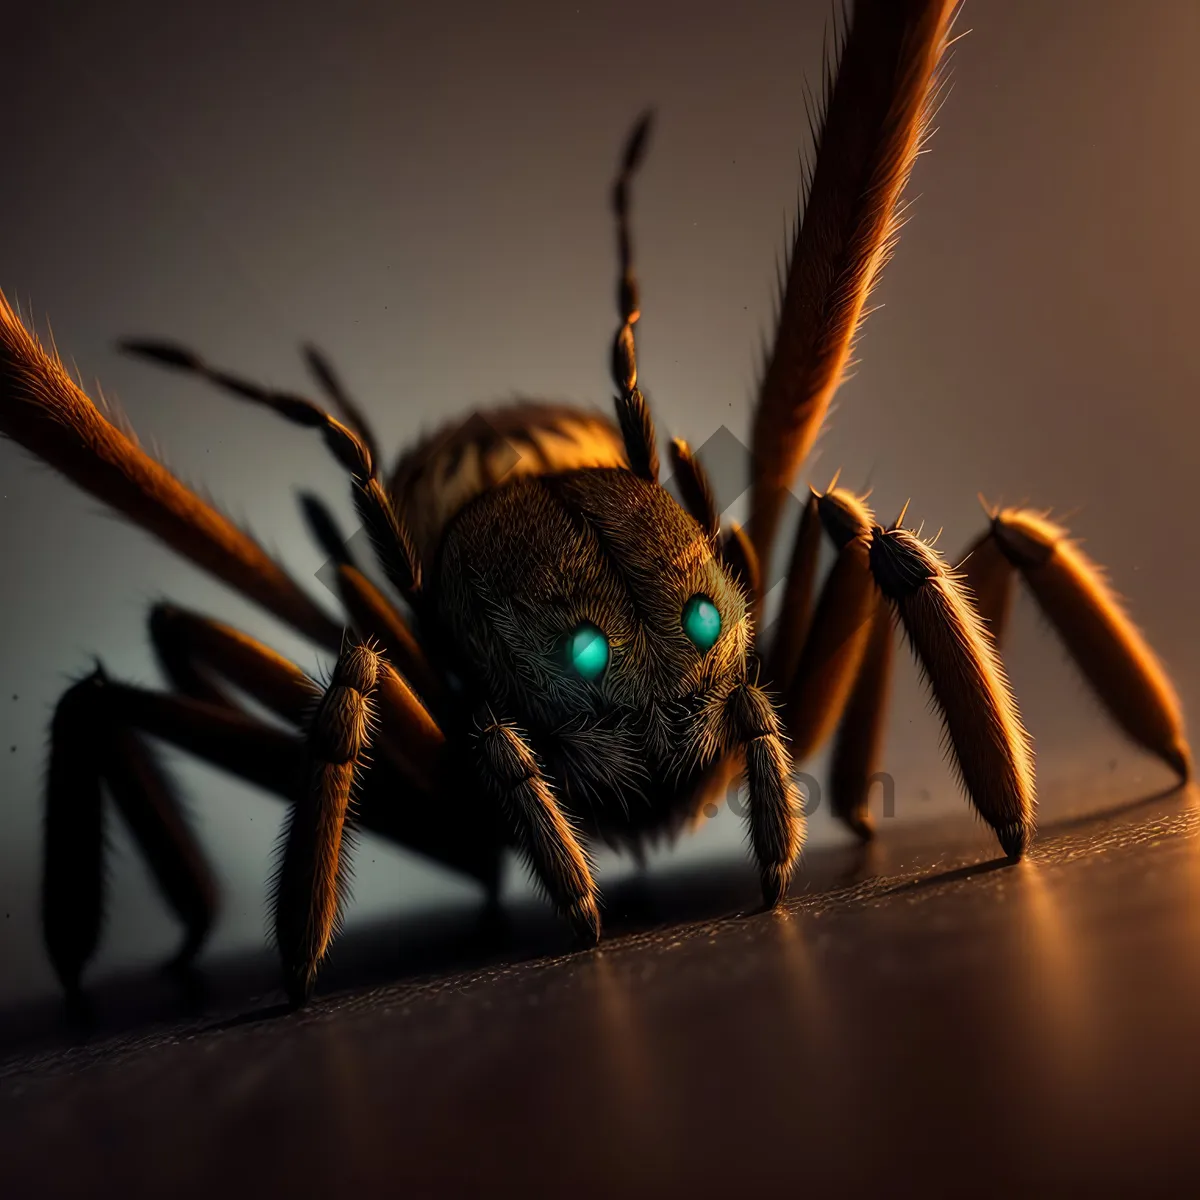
[473,713,601,943]
[748,0,959,622]
[962,508,1191,781]
[0,294,342,650]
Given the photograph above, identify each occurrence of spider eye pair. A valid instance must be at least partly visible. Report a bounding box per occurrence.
[565,594,721,680]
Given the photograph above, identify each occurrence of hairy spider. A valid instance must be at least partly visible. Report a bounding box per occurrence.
[0,0,1188,1007]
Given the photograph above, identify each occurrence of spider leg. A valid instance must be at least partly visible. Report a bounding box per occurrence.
[301,343,382,471]
[45,603,496,998]
[781,536,878,763]
[986,508,1191,781]
[666,438,763,642]
[829,598,895,840]
[273,638,380,1006]
[153,598,445,798]
[773,484,880,765]
[119,338,423,605]
[149,603,493,885]
[607,111,660,481]
[149,602,318,724]
[43,665,302,991]
[725,681,804,907]
[473,713,600,943]
[765,491,822,686]
[720,522,760,613]
[869,518,1036,859]
[748,0,959,612]
[959,523,1018,646]
[668,437,719,539]
[0,295,342,648]
[298,490,445,711]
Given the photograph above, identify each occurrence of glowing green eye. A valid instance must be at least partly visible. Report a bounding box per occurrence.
[567,623,609,680]
[682,594,721,651]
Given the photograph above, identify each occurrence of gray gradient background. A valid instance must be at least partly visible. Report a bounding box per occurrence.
[1,0,1197,1007]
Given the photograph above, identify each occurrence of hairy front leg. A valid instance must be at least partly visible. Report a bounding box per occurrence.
[473,715,600,943]
[274,639,381,1006]
[726,682,804,907]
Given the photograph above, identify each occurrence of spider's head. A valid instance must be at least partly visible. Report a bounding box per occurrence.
[437,466,757,815]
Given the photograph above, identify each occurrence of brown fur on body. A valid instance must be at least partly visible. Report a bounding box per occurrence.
[434,466,763,853]
[390,403,629,566]
[991,509,1190,780]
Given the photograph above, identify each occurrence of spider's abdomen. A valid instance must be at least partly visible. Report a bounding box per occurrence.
[388,402,628,565]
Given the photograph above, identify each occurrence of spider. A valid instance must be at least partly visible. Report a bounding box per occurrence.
[0,0,1187,1008]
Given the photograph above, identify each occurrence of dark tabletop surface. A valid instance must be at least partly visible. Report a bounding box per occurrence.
[3,781,1200,1198]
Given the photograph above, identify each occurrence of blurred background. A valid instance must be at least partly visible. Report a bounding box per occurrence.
[1,0,1198,1008]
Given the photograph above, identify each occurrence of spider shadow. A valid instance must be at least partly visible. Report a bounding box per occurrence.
[1,777,1190,1066]
[1036,779,1191,837]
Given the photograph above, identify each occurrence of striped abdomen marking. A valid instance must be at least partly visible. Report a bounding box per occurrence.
[389,403,628,562]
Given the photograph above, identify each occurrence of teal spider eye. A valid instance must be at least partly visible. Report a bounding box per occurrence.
[682,594,721,651]
[567,623,610,680]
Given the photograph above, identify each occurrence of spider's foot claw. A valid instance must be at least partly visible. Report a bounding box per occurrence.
[282,962,318,1010]
[63,984,94,1028]
[567,895,602,947]
[995,819,1031,861]
[838,808,876,843]
[760,862,793,910]
[162,925,209,978]
[1166,741,1192,784]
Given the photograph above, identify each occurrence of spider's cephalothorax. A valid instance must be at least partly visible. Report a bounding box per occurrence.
[438,466,754,840]
[0,0,1188,1007]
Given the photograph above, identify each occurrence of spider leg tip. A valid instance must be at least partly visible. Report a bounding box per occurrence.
[1166,742,1192,784]
[759,863,793,910]
[567,895,603,947]
[841,810,876,843]
[995,819,1031,862]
